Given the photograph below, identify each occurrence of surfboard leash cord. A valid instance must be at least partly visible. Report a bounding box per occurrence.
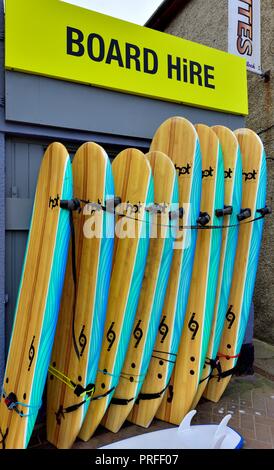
[48,364,96,424]
[1,388,42,418]
[199,352,241,384]
[60,197,271,231]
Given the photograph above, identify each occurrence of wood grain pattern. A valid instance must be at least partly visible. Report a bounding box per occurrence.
[191,126,242,407]
[156,124,224,425]
[78,149,153,442]
[0,143,72,449]
[128,117,202,428]
[46,143,114,448]
[101,151,178,433]
[204,129,267,402]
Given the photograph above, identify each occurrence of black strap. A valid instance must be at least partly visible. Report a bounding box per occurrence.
[110,396,135,406]
[199,358,223,384]
[91,386,116,402]
[60,199,80,359]
[136,383,170,403]
[216,366,238,380]
[205,358,238,383]
[0,427,8,450]
[69,210,80,360]
[55,383,95,425]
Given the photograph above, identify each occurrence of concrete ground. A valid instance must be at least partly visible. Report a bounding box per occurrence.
[30,339,274,450]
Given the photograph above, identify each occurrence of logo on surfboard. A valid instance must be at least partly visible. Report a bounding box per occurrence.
[175,163,192,176]
[225,168,233,179]
[106,322,116,351]
[188,313,199,340]
[242,170,257,181]
[133,320,143,348]
[28,336,36,371]
[159,316,169,343]
[226,305,236,329]
[79,325,87,357]
[202,166,214,178]
[49,195,60,209]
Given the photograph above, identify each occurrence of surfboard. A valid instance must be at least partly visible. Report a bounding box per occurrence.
[128,117,202,428]
[100,410,244,449]
[156,124,224,425]
[101,151,179,433]
[204,128,268,403]
[46,143,115,449]
[191,126,242,408]
[0,143,72,449]
[78,148,153,441]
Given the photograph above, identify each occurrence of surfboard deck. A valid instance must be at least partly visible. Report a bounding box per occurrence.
[101,151,178,433]
[204,128,267,403]
[156,124,224,425]
[191,126,242,408]
[78,148,153,442]
[46,143,115,449]
[128,117,202,428]
[0,143,72,449]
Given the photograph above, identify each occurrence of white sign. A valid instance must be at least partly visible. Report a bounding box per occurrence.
[228,0,261,74]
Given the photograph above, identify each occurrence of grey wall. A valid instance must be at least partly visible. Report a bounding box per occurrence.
[165,0,228,52]
[6,71,244,140]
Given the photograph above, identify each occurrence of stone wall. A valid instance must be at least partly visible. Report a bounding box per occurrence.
[165,0,274,344]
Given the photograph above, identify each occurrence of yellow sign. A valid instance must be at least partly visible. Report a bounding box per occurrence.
[5,0,248,115]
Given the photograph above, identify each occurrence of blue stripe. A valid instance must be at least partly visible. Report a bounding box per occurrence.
[212,148,242,359]
[167,139,202,381]
[235,151,267,355]
[83,156,115,418]
[198,144,224,378]
[132,173,179,398]
[104,174,154,408]
[26,159,73,447]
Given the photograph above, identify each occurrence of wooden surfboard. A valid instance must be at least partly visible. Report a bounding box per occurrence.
[191,126,242,408]
[78,148,153,441]
[0,143,72,449]
[101,151,178,433]
[46,143,115,448]
[156,124,224,425]
[204,128,268,403]
[128,117,202,428]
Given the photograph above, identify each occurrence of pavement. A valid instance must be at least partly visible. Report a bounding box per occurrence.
[29,338,274,450]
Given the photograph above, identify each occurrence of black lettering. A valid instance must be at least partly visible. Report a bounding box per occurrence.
[204,65,215,89]
[167,55,181,81]
[189,61,203,86]
[67,27,84,57]
[87,33,105,62]
[183,58,188,83]
[106,39,124,67]
[125,43,141,71]
[144,48,158,74]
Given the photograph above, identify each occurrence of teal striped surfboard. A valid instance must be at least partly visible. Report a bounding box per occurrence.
[205,128,268,402]
[156,124,224,425]
[79,148,153,441]
[0,143,72,449]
